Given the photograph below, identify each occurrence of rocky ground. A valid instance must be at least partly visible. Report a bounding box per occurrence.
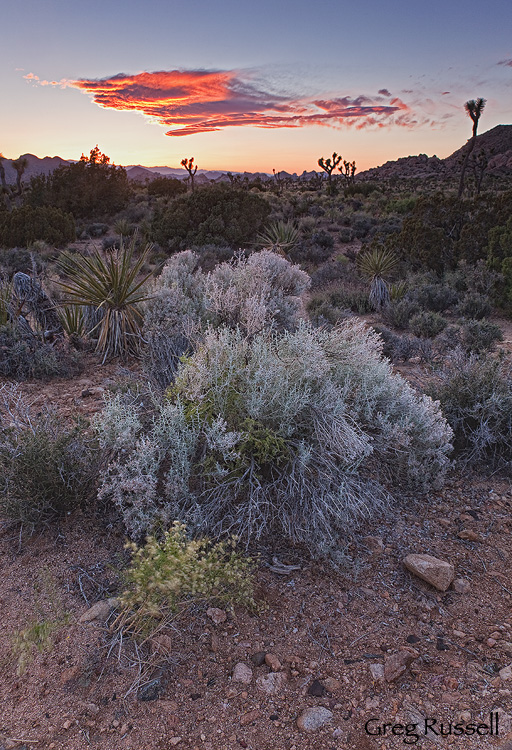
[1,357,512,750]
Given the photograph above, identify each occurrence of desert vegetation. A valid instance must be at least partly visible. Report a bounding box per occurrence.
[0,133,511,740]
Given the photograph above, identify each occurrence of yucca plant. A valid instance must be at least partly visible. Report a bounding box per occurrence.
[113,218,133,238]
[255,220,301,256]
[357,248,398,310]
[56,236,153,362]
[57,304,87,339]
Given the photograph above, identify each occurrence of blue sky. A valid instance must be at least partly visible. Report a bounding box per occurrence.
[2,0,511,171]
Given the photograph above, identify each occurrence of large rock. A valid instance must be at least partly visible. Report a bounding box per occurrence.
[403,554,454,591]
[297,707,333,732]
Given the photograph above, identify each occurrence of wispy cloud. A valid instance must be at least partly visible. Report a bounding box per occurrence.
[63,69,419,136]
[24,72,69,87]
[497,59,512,67]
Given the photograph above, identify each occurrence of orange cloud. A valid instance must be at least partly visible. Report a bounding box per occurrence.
[68,69,417,136]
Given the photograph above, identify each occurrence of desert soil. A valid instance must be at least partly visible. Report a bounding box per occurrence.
[1,352,512,750]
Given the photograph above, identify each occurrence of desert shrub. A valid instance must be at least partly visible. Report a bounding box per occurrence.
[338,227,354,243]
[147,176,187,198]
[96,322,452,554]
[458,319,503,353]
[409,310,447,338]
[191,244,234,272]
[0,325,80,380]
[344,183,380,197]
[0,388,98,528]
[84,222,109,238]
[0,247,44,277]
[307,295,351,326]
[351,212,375,239]
[151,185,271,250]
[409,279,458,313]
[309,258,359,289]
[374,326,425,363]
[144,250,310,387]
[455,292,492,320]
[428,351,512,468]
[116,522,255,637]
[311,229,334,250]
[382,297,420,329]
[28,147,131,219]
[0,205,75,248]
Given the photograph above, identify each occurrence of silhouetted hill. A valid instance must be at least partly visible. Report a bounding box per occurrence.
[359,125,512,181]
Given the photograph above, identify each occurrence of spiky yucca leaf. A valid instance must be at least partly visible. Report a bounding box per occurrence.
[56,236,153,362]
[57,304,87,338]
[357,248,398,279]
[255,220,301,255]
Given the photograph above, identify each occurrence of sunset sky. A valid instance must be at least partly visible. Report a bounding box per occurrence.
[2,0,512,173]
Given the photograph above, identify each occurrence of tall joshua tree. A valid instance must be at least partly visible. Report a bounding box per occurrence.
[458,98,486,199]
[318,152,342,195]
[181,157,197,192]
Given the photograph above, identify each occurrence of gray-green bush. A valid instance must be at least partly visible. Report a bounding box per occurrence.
[427,351,512,469]
[96,321,453,555]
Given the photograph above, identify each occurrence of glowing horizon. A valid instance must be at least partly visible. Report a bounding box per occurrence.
[2,0,511,174]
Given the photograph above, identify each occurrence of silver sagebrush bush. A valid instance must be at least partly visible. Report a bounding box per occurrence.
[96,321,452,554]
[143,250,310,387]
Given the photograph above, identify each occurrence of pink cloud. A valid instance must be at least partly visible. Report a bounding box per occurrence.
[65,69,420,136]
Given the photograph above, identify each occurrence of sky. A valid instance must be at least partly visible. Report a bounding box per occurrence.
[2,0,512,173]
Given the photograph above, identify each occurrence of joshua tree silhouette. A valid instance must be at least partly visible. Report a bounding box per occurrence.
[458,98,486,199]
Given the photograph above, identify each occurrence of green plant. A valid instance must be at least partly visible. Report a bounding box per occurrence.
[0,387,98,528]
[97,322,452,554]
[357,247,398,309]
[255,220,301,255]
[113,218,133,238]
[0,205,75,247]
[151,185,271,250]
[455,292,492,320]
[428,351,512,468]
[409,310,447,338]
[57,235,153,362]
[114,522,255,638]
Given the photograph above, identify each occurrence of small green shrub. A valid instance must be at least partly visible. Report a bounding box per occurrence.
[0,389,98,528]
[455,292,492,320]
[458,319,503,354]
[428,351,512,468]
[0,205,75,248]
[409,310,447,338]
[116,522,255,638]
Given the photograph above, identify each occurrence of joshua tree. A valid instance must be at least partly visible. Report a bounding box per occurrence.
[339,159,357,186]
[318,152,342,194]
[181,157,198,192]
[458,98,486,199]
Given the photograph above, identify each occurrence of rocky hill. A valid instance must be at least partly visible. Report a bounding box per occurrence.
[359,125,512,181]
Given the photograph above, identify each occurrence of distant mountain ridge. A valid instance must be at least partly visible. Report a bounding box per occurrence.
[2,125,511,186]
